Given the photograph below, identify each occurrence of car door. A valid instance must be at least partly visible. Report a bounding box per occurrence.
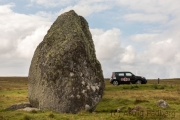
[125,72,135,84]
[115,72,125,84]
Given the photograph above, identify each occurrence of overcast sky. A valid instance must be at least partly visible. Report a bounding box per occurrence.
[1,0,180,78]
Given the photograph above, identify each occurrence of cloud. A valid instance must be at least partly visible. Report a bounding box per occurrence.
[91,28,123,60]
[1,1,180,79]
[58,3,111,17]
[123,13,168,23]
[120,45,136,64]
[0,4,51,76]
[148,38,179,65]
[116,0,180,28]
[116,0,180,14]
[0,4,51,55]
[90,27,180,78]
[175,53,180,64]
[30,0,74,7]
[127,30,180,78]
[130,33,159,42]
[116,0,180,78]
[30,0,112,17]
[0,3,14,14]
[90,28,125,77]
[17,25,49,58]
[35,11,58,21]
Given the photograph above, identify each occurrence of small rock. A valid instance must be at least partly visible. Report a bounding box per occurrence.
[157,99,169,108]
[5,102,31,110]
[21,107,40,112]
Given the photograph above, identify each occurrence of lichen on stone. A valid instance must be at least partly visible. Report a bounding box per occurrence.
[28,10,105,114]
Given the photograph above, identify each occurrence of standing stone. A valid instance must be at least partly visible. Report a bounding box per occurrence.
[28,10,105,113]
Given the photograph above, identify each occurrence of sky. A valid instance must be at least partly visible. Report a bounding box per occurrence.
[0,0,180,79]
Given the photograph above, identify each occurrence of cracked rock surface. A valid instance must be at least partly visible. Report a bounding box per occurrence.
[28,10,105,114]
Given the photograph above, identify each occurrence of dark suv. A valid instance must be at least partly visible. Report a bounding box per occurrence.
[110,71,147,86]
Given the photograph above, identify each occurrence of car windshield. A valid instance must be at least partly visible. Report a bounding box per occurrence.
[117,73,124,76]
[126,73,132,76]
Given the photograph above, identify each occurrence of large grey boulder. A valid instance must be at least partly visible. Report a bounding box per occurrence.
[28,10,105,113]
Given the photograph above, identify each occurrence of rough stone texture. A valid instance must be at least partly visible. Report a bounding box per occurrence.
[21,107,40,112]
[28,10,105,114]
[157,99,169,108]
[5,102,31,110]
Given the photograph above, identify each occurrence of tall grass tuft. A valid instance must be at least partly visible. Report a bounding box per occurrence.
[48,113,55,118]
[177,88,180,94]
[160,85,165,89]
[0,116,4,120]
[31,110,37,113]
[23,115,31,120]
[134,97,149,104]
[153,84,158,89]
[129,84,139,89]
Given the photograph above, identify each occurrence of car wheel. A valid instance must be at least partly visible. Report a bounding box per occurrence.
[113,80,119,86]
[136,80,142,84]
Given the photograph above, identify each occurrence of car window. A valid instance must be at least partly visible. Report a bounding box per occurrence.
[126,73,132,77]
[118,73,124,76]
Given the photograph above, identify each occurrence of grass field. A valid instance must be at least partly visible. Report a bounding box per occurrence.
[0,77,180,120]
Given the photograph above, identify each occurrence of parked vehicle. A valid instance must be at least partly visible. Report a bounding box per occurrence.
[110,71,147,86]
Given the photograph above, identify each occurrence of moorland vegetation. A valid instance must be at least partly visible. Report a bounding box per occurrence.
[0,77,180,120]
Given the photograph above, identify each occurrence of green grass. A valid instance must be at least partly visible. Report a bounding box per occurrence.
[0,77,180,120]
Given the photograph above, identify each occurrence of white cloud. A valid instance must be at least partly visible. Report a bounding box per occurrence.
[130,33,180,78]
[0,3,14,14]
[116,0,180,15]
[30,0,112,17]
[90,28,126,77]
[123,13,168,23]
[130,33,159,42]
[0,4,51,76]
[148,38,178,65]
[17,25,49,58]
[30,0,74,7]
[0,4,51,57]
[91,28,122,60]
[91,27,180,78]
[175,53,180,63]
[120,45,136,64]
[116,0,180,28]
[35,11,58,21]
[30,0,114,8]
[58,4,111,17]
[1,1,180,79]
